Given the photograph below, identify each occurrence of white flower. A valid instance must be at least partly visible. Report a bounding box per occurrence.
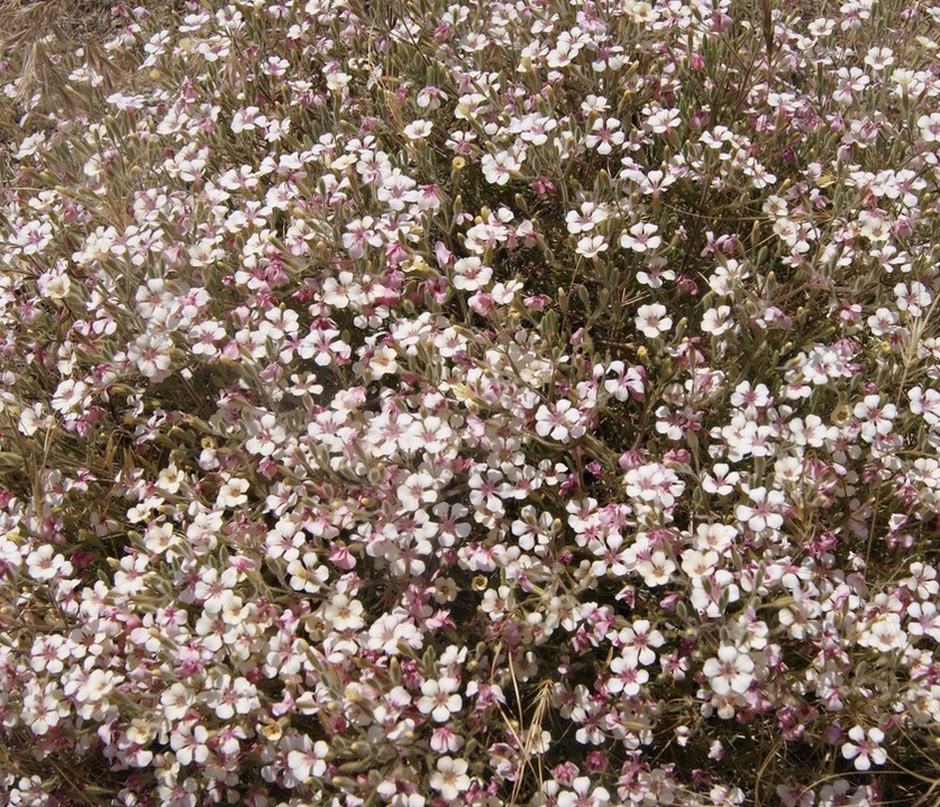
[323,593,365,631]
[558,777,610,807]
[75,669,117,704]
[604,360,645,401]
[18,404,48,437]
[859,613,907,652]
[325,70,351,93]
[635,303,672,338]
[245,413,286,456]
[917,112,940,143]
[38,271,71,300]
[694,522,737,552]
[535,400,586,442]
[584,117,624,154]
[636,551,676,587]
[23,685,69,735]
[607,656,649,696]
[645,107,681,134]
[170,723,210,766]
[51,379,90,415]
[576,234,608,258]
[417,677,462,722]
[287,738,329,781]
[398,470,438,512]
[857,210,890,242]
[481,585,516,619]
[161,683,195,721]
[895,280,932,317]
[127,332,173,379]
[841,726,887,770]
[368,345,399,378]
[620,221,662,253]
[453,257,493,291]
[624,463,684,507]
[853,395,896,442]
[566,202,608,234]
[217,477,249,507]
[702,645,754,695]
[26,545,72,581]
[864,46,894,71]
[481,148,523,185]
[701,305,732,336]
[430,756,471,799]
[618,619,665,666]
[403,119,433,140]
[734,486,785,532]
[681,549,719,580]
[377,168,419,211]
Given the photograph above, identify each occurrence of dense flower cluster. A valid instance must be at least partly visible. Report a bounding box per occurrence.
[1,0,940,804]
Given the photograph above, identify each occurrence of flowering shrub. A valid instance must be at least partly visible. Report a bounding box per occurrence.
[2,0,940,804]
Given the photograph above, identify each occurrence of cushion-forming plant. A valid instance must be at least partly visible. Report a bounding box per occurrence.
[1,0,940,805]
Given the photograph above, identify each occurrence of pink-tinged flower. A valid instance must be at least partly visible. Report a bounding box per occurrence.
[189,320,227,357]
[857,210,890,242]
[817,780,852,807]
[908,387,940,425]
[904,561,940,599]
[22,685,69,735]
[403,118,433,140]
[51,379,90,415]
[701,305,732,336]
[25,545,73,582]
[701,465,740,497]
[245,413,286,457]
[231,105,265,134]
[429,756,471,799]
[480,585,516,620]
[37,269,70,300]
[702,645,754,695]
[430,726,465,753]
[376,168,419,211]
[841,725,887,770]
[907,601,940,641]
